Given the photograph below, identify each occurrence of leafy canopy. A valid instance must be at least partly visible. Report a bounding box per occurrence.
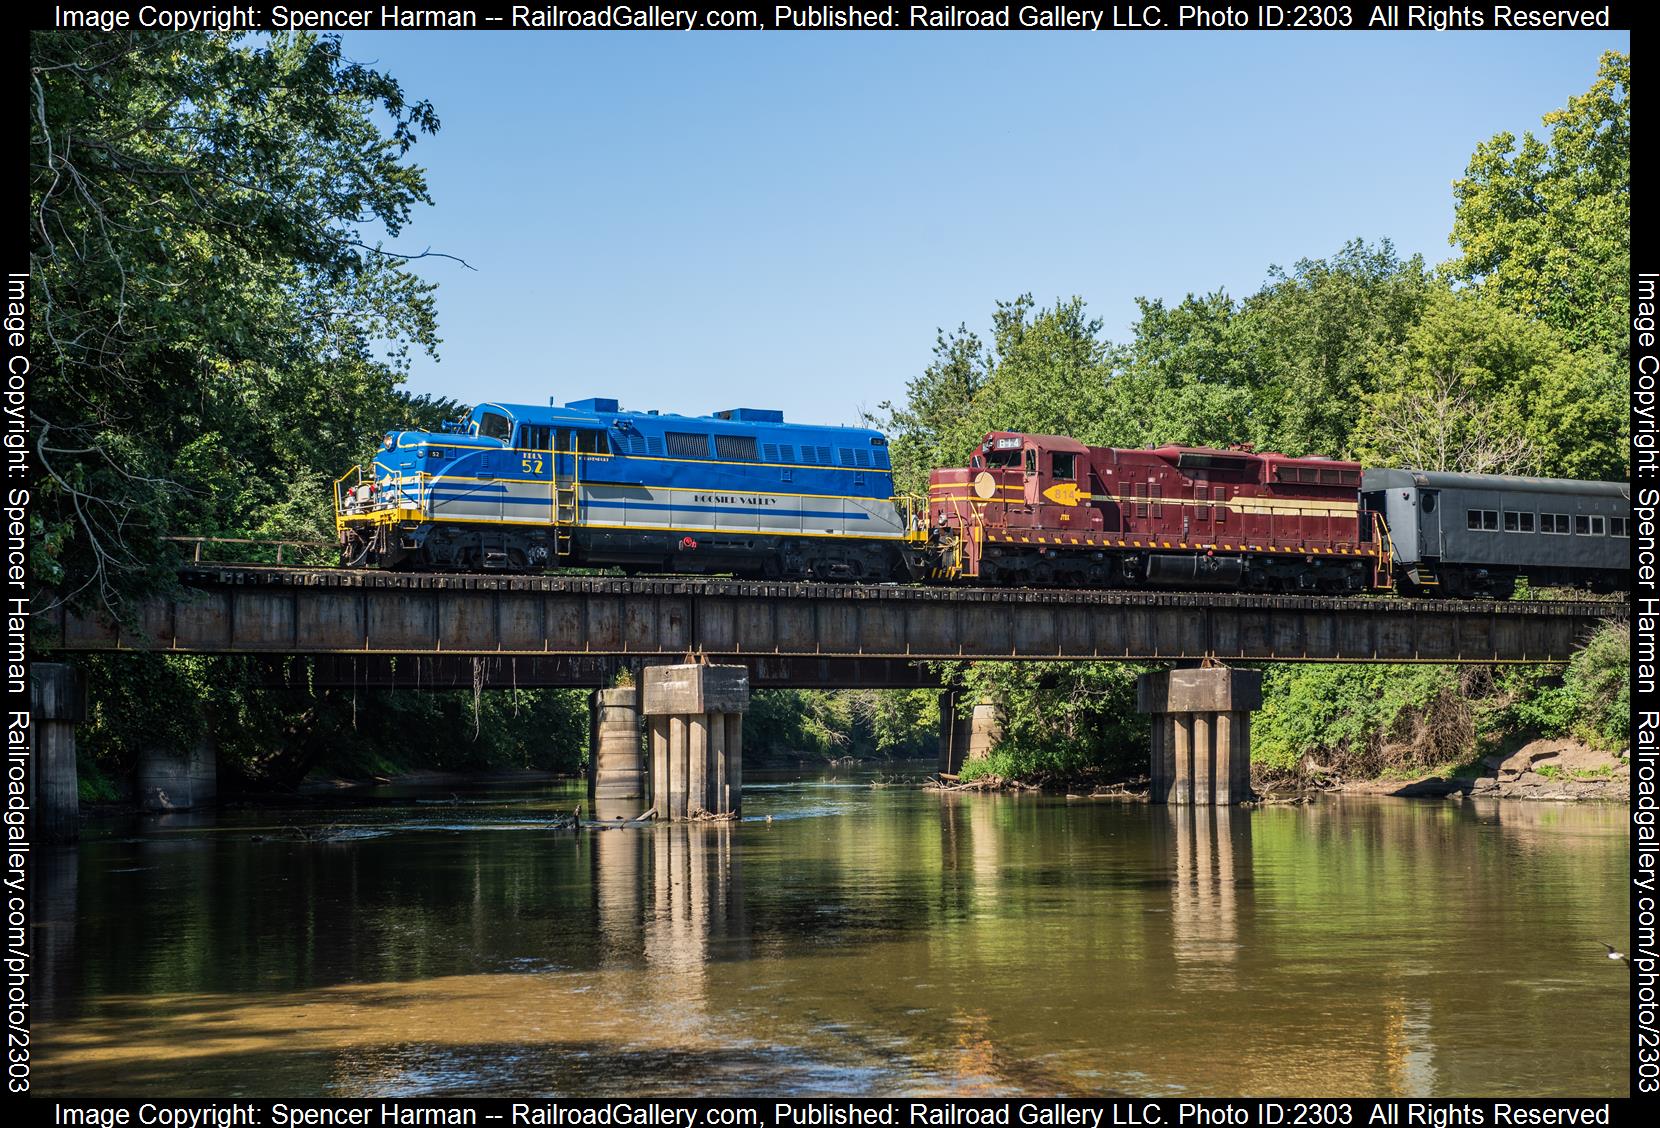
[30,31,444,612]
[1448,51,1629,363]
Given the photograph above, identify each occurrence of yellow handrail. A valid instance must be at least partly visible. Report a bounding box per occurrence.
[1371,510,1396,590]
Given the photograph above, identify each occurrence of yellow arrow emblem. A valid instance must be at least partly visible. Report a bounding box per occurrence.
[1043,482,1082,507]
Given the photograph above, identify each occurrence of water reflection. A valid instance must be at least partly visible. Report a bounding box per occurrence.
[1166,805,1249,973]
[30,781,1630,1097]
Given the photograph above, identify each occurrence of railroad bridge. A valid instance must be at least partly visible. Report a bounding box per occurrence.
[31,567,1625,835]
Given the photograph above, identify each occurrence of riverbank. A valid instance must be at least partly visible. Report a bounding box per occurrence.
[935,737,1629,803]
[1331,738,1628,802]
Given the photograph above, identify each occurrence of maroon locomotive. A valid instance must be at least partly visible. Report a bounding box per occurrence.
[926,432,1391,592]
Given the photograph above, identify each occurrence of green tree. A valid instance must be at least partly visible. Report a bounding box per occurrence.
[1237,238,1435,459]
[1352,288,1626,479]
[1100,290,1265,450]
[870,323,991,496]
[946,661,1148,782]
[867,294,1116,494]
[30,31,444,613]
[1448,51,1629,363]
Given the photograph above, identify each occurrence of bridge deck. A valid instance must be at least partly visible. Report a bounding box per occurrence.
[41,566,1625,665]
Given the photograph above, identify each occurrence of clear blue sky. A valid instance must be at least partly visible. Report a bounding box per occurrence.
[338,30,1628,428]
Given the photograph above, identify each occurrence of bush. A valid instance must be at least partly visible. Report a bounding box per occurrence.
[1564,621,1630,750]
[1251,663,1465,776]
[946,660,1149,782]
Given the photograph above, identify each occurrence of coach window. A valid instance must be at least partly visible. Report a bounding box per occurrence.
[1574,514,1591,535]
[1052,452,1077,481]
[1542,513,1569,534]
[1467,509,1498,531]
[1518,512,1534,533]
[1503,511,1518,532]
[1612,517,1630,537]
[1586,515,1605,536]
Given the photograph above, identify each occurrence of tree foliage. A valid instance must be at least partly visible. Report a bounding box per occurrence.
[869,295,1115,495]
[1352,288,1626,479]
[1448,51,1629,363]
[946,661,1148,782]
[745,689,938,764]
[30,31,443,612]
[76,654,590,792]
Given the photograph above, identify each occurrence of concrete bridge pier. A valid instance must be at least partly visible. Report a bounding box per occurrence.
[940,691,1004,772]
[1137,667,1261,805]
[642,664,748,819]
[592,686,644,800]
[138,734,217,812]
[965,698,1004,767]
[937,689,972,775]
[31,663,85,843]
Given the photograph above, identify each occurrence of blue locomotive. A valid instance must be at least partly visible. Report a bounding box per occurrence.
[335,397,923,579]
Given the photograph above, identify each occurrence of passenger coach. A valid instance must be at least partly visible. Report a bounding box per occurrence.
[1361,469,1630,597]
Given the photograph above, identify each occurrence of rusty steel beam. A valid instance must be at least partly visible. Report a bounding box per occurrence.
[40,566,1626,665]
[251,654,941,690]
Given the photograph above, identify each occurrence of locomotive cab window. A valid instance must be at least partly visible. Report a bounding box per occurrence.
[518,424,552,451]
[1024,449,1037,475]
[573,430,606,454]
[1051,452,1077,481]
[479,412,512,442]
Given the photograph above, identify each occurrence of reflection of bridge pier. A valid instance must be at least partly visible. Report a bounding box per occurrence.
[592,821,744,997]
[647,823,744,1009]
[31,847,79,1021]
[1166,805,1251,971]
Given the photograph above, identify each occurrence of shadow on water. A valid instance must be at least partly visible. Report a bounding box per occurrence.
[32,773,1631,1096]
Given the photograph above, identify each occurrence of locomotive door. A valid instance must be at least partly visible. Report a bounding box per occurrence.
[1023,447,1041,506]
[1418,489,1442,557]
[552,428,577,556]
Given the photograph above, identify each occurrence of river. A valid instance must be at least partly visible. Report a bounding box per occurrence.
[31,769,1630,1096]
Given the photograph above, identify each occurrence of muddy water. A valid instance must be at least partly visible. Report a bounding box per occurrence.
[32,773,1629,1096]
